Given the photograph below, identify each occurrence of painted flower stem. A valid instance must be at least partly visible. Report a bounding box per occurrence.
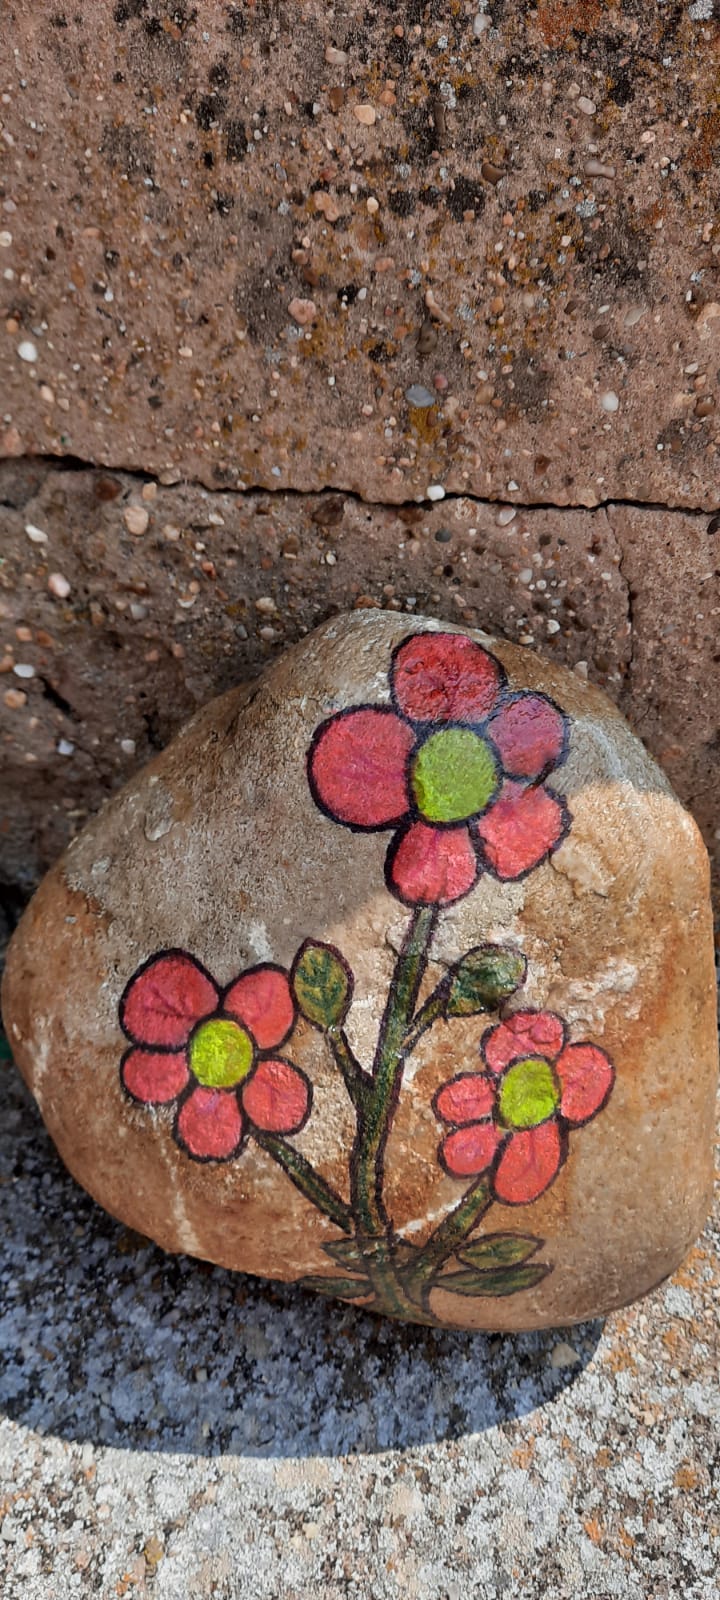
[327,1027,372,1110]
[352,904,438,1237]
[255,1132,353,1233]
[399,984,449,1057]
[401,1177,493,1306]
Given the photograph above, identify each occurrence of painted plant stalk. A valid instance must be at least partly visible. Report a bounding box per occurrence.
[118,633,615,1324]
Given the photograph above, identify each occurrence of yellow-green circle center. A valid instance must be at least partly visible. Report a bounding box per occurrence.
[498,1057,560,1130]
[189,1019,254,1089]
[411,727,499,824]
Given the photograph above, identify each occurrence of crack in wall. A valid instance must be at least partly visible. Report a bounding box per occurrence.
[2,452,719,523]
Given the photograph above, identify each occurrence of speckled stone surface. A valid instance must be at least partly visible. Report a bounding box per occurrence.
[3,2,720,510]
[1,1054,718,1598]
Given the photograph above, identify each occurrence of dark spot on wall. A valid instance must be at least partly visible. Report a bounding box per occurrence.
[445,177,486,221]
[388,190,417,217]
[226,120,247,161]
[113,0,147,22]
[196,95,226,131]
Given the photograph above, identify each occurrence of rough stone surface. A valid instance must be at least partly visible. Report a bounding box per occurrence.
[0,1058,719,1599]
[0,461,718,905]
[3,612,716,1331]
[3,3,720,510]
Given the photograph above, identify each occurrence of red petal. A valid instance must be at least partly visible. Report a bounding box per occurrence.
[483,1010,566,1075]
[121,1049,189,1105]
[434,1073,496,1126]
[492,1121,563,1205]
[440,1122,503,1178]
[176,1086,244,1161]
[476,781,568,880]
[556,1042,614,1125]
[120,952,218,1048]
[487,694,567,780]
[391,632,504,724]
[308,707,414,829]
[242,1058,311,1133]
[386,821,479,906]
[224,965,295,1050]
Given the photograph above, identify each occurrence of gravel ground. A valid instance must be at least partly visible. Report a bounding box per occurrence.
[1,1056,718,1600]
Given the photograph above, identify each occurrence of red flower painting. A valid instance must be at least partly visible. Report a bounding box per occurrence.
[308,631,570,905]
[433,1009,615,1204]
[117,629,618,1324]
[120,951,310,1161]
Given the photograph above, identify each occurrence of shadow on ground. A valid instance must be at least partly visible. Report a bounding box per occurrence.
[0,1065,602,1459]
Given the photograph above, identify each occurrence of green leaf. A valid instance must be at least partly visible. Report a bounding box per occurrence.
[457,1233,542,1270]
[299,1274,371,1301]
[445,944,527,1018]
[437,1262,551,1298]
[291,940,353,1029]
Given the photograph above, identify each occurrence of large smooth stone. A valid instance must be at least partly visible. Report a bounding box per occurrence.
[3,612,717,1331]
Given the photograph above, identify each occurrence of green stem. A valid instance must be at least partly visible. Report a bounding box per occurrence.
[351,904,438,1237]
[255,1132,353,1233]
[399,982,449,1057]
[402,1178,493,1306]
[327,1027,372,1110]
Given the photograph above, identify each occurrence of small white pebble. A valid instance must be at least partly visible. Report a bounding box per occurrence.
[57,738,75,757]
[0,230,12,248]
[25,523,48,544]
[120,738,136,756]
[546,618,561,635]
[124,504,150,536]
[473,12,491,35]
[518,568,533,584]
[48,572,71,599]
[426,484,446,502]
[497,506,516,526]
[13,662,35,679]
[600,390,620,412]
[577,96,596,116]
[17,339,38,363]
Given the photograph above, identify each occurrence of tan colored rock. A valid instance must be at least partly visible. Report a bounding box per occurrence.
[3,612,717,1330]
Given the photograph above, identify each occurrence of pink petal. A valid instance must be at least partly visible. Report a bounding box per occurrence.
[487,694,567,780]
[121,1049,189,1105]
[308,707,414,829]
[492,1120,563,1205]
[391,632,505,724]
[482,1010,567,1075]
[175,1085,244,1161]
[476,781,568,880]
[242,1058,312,1134]
[386,820,479,906]
[556,1042,614,1125]
[120,952,218,1048]
[433,1073,496,1126]
[440,1122,503,1178]
[224,965,296,1050]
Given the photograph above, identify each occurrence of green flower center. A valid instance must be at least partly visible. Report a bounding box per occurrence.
[411,727,499,824]
[189,1019,254,1089]
[498,1057,560,1130]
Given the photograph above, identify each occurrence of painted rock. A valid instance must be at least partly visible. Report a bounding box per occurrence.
[3,613,717,1331]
